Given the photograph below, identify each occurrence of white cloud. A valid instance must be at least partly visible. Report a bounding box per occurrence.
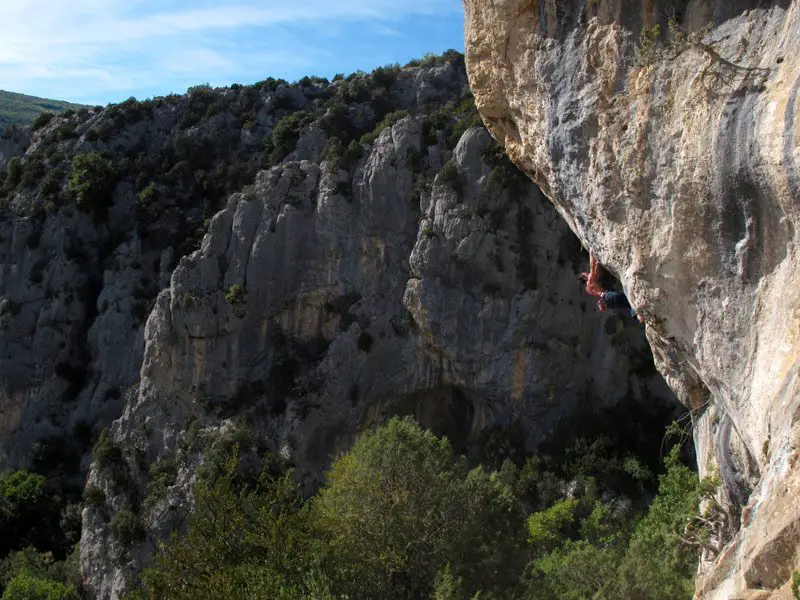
[0,0,460,103]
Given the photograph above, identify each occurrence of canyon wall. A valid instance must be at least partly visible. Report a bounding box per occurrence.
[463,0,800,597]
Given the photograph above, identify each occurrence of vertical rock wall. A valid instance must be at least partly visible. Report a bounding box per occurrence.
[463,0,800,596]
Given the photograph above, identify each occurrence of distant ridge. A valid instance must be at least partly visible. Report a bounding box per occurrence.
[0,89,88,127]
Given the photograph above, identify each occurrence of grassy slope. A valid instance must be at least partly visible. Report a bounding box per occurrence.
[0,90,88,127]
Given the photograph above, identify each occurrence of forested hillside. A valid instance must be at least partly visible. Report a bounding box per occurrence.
[0,90,87,128]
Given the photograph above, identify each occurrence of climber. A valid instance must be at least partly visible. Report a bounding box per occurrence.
[598,290,642,322]
[579,252,605,298]
[579,252,644,323]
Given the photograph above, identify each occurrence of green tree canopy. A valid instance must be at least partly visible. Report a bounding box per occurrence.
[132,455,321,600]
[0,472,52,556]
[68,152,116,212]
[1,570,76,600]
[311,416,526,599]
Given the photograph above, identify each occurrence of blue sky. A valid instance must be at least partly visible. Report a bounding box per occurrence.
[0,0,465,106]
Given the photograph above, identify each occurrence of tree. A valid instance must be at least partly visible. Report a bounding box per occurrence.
[264,111,313,166]
[133,455,316,600]
[0,471,53,556]
[68,152,116,213]
[527,498,578,548]
[1,570,76,600]
[524,446,700,600]
[310,417,526,599]
[615,446,700,600]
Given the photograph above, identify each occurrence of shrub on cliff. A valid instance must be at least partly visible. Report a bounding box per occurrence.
[436,159,464,195]
[68,152,116,213]
[225,284,245,305]
[31,113,55,131]
[358,110,409,145]
[109,503,144,546]
[263,111,314,167]
[483,142,529,195]
[3,157,23,190]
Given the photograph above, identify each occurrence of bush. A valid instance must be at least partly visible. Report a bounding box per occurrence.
[359,110,409,146]
[40,170,63,203]
[4,157,23,189]
[137,181,156,204]
[83,485,106,507]
[31,113,55,131]
[0,471,50,555]
[134,457,315,600]
[527,498,578,548]
[321,137,345,174]
[371,64,401,89]
[68,152,116,213]
[406,52,442,68]
[333,181,350,198]
[136,181,162,221]
[91,429,123,469]
[447,95,484,147]
[20,157,44,188]
[792,570,800,600]
[423,109,450,147]
[483,143,529,195]
[404,147,423,173]
[109,503,144,545]
[225,284,245,305]
[437,160,464,195]
[1,570,76,600]
[55,123,75,142]
[264,111,314,166]
[637,24,662,65]
[143,458,178,511]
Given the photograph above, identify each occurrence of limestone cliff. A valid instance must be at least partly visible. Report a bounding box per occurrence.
[463,0,800,597]
[77,82,669,599]
[0,60,469,469]
[0,56,675,598]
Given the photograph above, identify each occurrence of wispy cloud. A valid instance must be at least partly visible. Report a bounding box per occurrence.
[0,0,463,104]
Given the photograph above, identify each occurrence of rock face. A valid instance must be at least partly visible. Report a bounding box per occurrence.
[463,0,800,597]
[0,61,470,470]
[80,119,669,599]
[0,57,675,598]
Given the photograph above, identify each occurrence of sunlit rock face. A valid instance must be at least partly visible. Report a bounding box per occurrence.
[463,0,800,596]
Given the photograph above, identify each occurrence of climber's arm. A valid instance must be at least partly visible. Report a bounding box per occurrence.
[589,252,601,281]
[584,252,605,297]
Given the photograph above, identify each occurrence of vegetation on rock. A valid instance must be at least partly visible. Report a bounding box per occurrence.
[128,414,701,600]
[68,152,117,213]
